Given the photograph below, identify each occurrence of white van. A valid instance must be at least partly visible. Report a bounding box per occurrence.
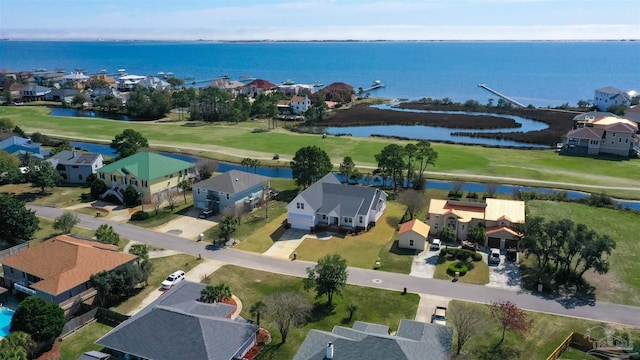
[489,249,501,265]
[161,270,186,289]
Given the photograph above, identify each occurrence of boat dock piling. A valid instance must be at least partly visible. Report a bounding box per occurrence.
[477,84,525,108]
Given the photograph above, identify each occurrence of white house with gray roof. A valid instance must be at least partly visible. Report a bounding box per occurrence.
[192,170,270,214]
[287,173,387,232]
[46,150,103,183]
[294,319,453,360]
[96,281,259,360]
[594,86,631,111]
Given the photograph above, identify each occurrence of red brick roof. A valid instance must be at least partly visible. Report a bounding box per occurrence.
[243,79,276,89]
[322,82,354,92]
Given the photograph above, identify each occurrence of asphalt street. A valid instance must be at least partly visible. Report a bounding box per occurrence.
[29,205,640,327]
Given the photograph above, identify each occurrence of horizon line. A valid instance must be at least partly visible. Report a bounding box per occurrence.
[2,38,639,43]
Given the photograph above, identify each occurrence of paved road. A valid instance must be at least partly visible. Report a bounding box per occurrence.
[30,205,640,326]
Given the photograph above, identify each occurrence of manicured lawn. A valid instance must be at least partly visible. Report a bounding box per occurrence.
[434,259,489,285]
[58,321,113,360]
[112,254,201,314]
[376,239,419,274]
[205,265,419,360]
[295,201,407,269]
[4,106,640,195]
[448,300,639,360]
[234,213,288,253]
[31,217,129,251]
[128,198,194,228]
[0,182,91,207]
[528,200,640,306]
[559,347,599,360]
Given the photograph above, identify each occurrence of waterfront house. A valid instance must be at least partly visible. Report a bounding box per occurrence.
[46,150,104,183]
[287,173,387,232]
[19,84,51,101]
[0,135,49,160]
[625,105,640,124]
[594,86,631,111]
[427,198,525,250]
[192,170,270,214]
[44,88,79,103]
[398,219,430,251]
[563,115,638,157]
[291,95,311,114]
[276,83,314,96]
[318,82,356,103]
[97,152,195,204]
[136,76,172,91]
[1,235,137,313]
[242,79,276,98]
[294,319,452,360]
[205,78,245,97]
[116,74,146,91]
[96,281,259,360]
[89,73,117,88]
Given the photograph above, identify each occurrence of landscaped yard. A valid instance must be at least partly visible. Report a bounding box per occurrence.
[112,254,201,315]
[204,265,419,360]
[448,300,640,360]
[128,198,194,228]
[528,200,640,306]
[58,321,113,360]
[0,182,91,207]
[4,106,640,197]
[31,217,129,250]
[294,201,407,269]
[434,258,490,285]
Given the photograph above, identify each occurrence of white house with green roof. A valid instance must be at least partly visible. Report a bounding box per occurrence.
[97,152,195,204]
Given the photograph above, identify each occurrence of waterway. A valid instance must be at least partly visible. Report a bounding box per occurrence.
[71,141,640,210]
[49,107,133,121]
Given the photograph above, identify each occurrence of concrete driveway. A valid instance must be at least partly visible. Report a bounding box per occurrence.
[262,229,333,259]
[415,294,451,323]
[485,253,522,291]
[152,208,218,241]
[409,248,440,279]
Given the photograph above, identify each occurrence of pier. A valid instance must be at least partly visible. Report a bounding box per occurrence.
[358,80,385,94]
[477,84,525,108]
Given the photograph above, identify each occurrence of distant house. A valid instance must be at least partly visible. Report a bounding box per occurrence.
[398,219,430,251]
[1,235,137,312]
[46,150,104,183]
[294,319,453,360]
[319,82,355,103]
[97,152,195,204]
[287,173,387,232]
[0,135,49,160]
[291,95,311,114]
[96,281,259,360]
[116,74,146,91]
[277,83,314,96]
[242,79,276,98]
[136,76,172,91]
[206,78,245,97]
[89,73,117,88]
[563,114,639,157]
[625,105,640,124]
[192,170,270,214]
[44,88,79,103]
[19,84,51,101]
[594,86,631,111]
[428,198,525,250]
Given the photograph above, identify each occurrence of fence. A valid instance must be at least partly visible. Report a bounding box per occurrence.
[0,242,29,259]
[546,332,596,360]
[60,307,130,339]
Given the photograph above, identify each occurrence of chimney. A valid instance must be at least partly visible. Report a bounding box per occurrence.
[326,342,334,359]
[72,150,77,158]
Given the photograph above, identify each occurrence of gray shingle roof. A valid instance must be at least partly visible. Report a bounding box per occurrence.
[96,281,258,360]
[47,150,101,166]
[294,319,452,360]
[352,321,389,335]
[193,170,270,195]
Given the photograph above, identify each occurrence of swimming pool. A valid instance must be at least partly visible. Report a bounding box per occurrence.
[0,308,15,338]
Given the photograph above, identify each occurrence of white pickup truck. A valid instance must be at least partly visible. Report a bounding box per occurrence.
[432,306,447,326]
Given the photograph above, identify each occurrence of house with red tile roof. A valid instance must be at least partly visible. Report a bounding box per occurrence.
[563,114,638,157]
[242,79,276,98]
[318,82,355,103]
[1,235,137,311]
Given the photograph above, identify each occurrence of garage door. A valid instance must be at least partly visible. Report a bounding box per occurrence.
[288,216,314,230]
[488,237,501,249]
[505,239,518,250]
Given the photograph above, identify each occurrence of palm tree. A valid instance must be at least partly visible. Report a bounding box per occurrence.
[241,158,252,172]
[2,331,35,357]
[199,283,232,303]
[249,159,261,173]
[178,179,191,204]
[250,300,266,326]
[347,304,358,321]
[218,215,240,243]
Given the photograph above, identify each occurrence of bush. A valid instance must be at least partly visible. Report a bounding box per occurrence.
[472,252,483,262]
[130,210,151,221]
[447,261,474,276]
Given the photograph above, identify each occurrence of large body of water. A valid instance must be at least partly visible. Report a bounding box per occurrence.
[2,41,639,107]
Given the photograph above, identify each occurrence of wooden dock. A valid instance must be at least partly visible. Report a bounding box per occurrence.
[478,84,525,108]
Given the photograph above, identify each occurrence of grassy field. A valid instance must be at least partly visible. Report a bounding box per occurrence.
[449,300,639,360]
[30,217,129,250]
[528,201,640,306]
[433,259,490,285]
[112,254,201,314]
[58,321,113,360]
[0,182,91,207]
[205,265,419,360]
[3,106,640,196]
[295,201,407,269]
[128,198,194,228]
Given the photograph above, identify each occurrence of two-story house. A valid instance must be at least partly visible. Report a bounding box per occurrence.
[46,150,104,183]
[594,86,631,111]
[291,95,311,114]
[0,135,49,160]
[241,79,276,98]
[192,170,270,215]
[564,115,638,157]
[97,152,194,204]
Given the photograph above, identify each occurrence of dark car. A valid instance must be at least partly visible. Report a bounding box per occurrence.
[198,209,214,219]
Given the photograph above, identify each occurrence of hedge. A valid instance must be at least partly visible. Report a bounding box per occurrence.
[130,210,151,221]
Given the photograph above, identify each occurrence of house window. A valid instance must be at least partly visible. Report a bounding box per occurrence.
[72,165,78,168]
[359,216,363,223]
[619,138,622,143]
[435,215,440,219]
[297,202,304,209]
[409,240,414,246]
[613,132,616,137]
[78,174,83,180]
[434,223,439,229]
[10,268,13,274]
[197,188,201,195]
[322,214,327,219]
[226,194,230,200]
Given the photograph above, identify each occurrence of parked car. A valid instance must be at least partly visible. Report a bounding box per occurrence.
[489,248,501,265]
[198,209,214,219]
[161,270,186,290]
[430,238,442,251]
[461,240,478,252]
[432,306,447,326]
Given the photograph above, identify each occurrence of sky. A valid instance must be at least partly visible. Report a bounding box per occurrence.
[1,0,639,41]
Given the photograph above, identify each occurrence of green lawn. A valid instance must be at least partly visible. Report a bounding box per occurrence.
[112,254,201,314]
[128,198,194,228]
[205,265,419,360]
[559,347,599,360]
[528,200,640,306]
[31,217,129,250]
[448,300,639,360]
[58,321,113,360]
[434,258,490,285]
[0,182,91,207]
[4,106,640,196]
[295,202,407,269]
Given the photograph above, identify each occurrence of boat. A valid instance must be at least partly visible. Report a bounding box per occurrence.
[281,80,295,85]
[219,74,230,79]
[117,69,127,76]
[157,71,165,78]
[313,81,323,87]
[239,75,256,81]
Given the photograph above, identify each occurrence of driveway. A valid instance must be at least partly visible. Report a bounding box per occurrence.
[485,253,522,291]
[262,229,333,259]
[152,208,218,241]
[409,248,440,279]
[415,294,451,323]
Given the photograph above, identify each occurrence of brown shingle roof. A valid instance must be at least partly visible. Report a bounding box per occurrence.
[323,82,354,92]
[567,127,604,140]
[1,235,136,296]
[243,79,276,89]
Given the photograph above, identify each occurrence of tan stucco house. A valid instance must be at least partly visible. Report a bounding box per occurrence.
[398,219,430,251]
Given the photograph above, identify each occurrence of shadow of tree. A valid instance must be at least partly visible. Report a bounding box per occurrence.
[252,342,283,360]
[309,302,335,323]
[475,344,522,360]
[275,189,298,203]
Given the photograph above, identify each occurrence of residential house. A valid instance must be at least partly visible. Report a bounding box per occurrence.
[0,235,137,313]
[205,78,245,97]
[136,76,172,91]
[116,74,146,91]
[563,115,639,157]
[96,281,259,360]
[319,82,355,103]
[46,150,104,183]
[97,152,195,204]
[398,219,430,251]
[428,198,525,250]
[61,72,90,89]
[242,79,276,98]
[44,88,79,103]
[287,173,387,232]
[192,170,270,214]
[294,319,453,360]
[291,95,311,114]
[277,83,314,96]
[33,70,64,87]
[19,84,51,101]
[571,111,617,129]
[0,135,49,160]
[594,86,631,111]
[89,74,117,88]
[625,105,640,125]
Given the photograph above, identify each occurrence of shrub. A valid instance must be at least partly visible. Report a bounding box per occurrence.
[472,252,483,262]
[130,210,151,221]
[447,261,474,276]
